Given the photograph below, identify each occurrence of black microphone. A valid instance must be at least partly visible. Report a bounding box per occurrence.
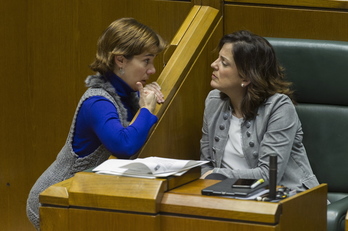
[269,154,277,200]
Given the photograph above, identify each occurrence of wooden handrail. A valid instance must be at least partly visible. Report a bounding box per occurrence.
[154,5,219,118]
[137,5,221,159]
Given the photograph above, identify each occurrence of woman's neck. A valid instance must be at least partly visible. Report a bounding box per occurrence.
[229,96,243,119]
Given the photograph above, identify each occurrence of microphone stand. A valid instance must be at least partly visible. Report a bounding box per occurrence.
[269,154,277,200]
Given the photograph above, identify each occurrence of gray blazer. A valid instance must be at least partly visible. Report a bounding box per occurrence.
[200,89,319,192]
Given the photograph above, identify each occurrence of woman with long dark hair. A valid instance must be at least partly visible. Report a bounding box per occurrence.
[200,30,319,192]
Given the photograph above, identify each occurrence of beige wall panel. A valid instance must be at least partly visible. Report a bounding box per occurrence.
[0,1,29,230]
[224,4,348,41]
[0,0,193,230]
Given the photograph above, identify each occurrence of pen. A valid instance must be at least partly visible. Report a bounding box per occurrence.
[250,179,264,188]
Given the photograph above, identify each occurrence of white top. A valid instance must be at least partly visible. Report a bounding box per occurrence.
[222,115,249,170]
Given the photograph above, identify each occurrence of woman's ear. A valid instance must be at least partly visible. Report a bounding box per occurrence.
[241,79,251,87]
[114,55,125,68]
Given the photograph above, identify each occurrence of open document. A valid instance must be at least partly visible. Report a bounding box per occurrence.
[93,157,208,179]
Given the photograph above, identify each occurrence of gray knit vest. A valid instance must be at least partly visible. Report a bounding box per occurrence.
[26,74,139,230]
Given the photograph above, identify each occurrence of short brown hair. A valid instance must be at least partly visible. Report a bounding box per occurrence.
[90,18,166,74]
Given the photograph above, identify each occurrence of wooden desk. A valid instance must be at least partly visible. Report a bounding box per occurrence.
[161,180,327,231]
[40,172,327,231]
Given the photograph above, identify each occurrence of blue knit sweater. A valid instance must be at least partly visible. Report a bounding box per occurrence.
[73,72,158,158]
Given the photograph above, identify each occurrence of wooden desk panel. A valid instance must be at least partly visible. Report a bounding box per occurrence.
[160,215,277,231]
[40,207,69,231]
[69,208,159,231]
[161,180,327,231]
[41,172,168,213]
[40,206,161,231]
[161,180,279,224]
[279,184,327,230]
[161,193,279,224]
[40,174,327,231]
[67,172,167,213]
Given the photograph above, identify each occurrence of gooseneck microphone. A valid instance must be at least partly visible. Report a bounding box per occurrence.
[269,154,278,200]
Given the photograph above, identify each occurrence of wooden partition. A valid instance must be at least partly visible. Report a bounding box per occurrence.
[137,5,222,160]
[224,0,348,41]
[227,0,348,9]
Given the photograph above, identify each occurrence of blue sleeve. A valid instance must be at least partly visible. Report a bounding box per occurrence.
[75,96,157,158]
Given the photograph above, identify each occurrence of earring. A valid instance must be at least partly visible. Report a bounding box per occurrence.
[241,83,244,87]
[119,68,125,76]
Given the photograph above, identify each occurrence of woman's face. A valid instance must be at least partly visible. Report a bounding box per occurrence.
[210,43,243,94]
[117,51,156,90]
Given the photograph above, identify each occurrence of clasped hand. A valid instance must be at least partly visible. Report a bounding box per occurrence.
[137,82,164,113]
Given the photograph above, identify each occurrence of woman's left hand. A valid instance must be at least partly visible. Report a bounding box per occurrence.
[144,82,165,104]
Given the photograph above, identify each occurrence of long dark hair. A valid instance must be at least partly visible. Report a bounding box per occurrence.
[219,30,294,120]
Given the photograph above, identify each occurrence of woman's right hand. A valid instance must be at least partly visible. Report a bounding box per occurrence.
[144,82,165,104]
[136,82,157,113]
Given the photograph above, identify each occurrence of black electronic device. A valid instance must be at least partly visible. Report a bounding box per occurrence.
[201,178,268,197]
